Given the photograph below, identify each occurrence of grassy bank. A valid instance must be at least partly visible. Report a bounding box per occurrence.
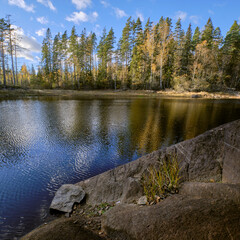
[0,88,239,99]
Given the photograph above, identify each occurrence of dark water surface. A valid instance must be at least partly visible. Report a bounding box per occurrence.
[0,97,240,239]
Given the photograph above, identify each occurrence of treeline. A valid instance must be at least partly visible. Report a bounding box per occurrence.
[1,16,240,91]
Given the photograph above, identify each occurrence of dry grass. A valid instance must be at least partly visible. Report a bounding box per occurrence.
[142,155,181,204]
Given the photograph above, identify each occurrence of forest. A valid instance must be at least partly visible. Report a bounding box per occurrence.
[1,16,240,91]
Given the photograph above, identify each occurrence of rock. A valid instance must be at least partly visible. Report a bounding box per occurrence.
[77,120,240,206]
[21,216,106,240]
[102,195,240,240]
[137,196,147,205]
[50,184,85,213]
[191,94,201,98]
[222,120,240,183]
[121,177,143,203]
[180,182,240,204]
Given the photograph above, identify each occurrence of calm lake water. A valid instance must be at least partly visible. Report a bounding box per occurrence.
[0,97,240,239]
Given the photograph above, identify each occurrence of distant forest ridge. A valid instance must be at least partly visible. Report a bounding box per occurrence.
[1,16,240,91]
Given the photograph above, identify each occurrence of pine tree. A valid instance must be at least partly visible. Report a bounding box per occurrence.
[222,20,240,88]
[61,31,69,86]
[6,16,16,86]
[97,28,107,86]
[41,28,52,85]
[192,27,201,50]
[143,18,153,39]
[105,27,115,86]
[78,29,87,87]
[69,26,78,87]
[119,17,133,87]
[182,24,193,77]
[86,32,97,75]
[143,19,155,89]
[52,33,61,86]
[212,27,223,86]
[130,17,144,88]
[173,18,185,77]
[0,18,7,86]
[201,18,214,47]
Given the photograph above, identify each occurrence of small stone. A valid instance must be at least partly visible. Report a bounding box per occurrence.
[50,184,85,213]
[137,196,148,205]
[79,209,84,214]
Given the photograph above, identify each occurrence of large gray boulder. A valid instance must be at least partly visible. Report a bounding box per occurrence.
[102,182,240,240]
[102,191,240,240]
[222,120,240,183]
[50,184,85,213]
[77,120,240,206]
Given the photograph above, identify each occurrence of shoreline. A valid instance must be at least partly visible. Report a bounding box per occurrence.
[0,88,240,99]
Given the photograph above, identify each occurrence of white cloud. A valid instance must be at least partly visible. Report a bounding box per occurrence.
[66,11,98,24]
[208,10,214,15]
[35,56,41,62]
[136,10,144,22]
[37,16,48,24]
[114,7,127,18]
[72,0,91,10]
[66,11,88,23]
[92,11,98,19]
[213,2,226,8]
[37,0,56,11]
[93,24,101,36]
[12,25,41,61]
[8,0,35,12]
[189,15,201,25]
[100,0,109,7]
[35,28,47,36]
[174,11,187,21]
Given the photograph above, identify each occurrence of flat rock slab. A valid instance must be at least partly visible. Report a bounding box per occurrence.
[21,216,106,240]
[102,195,240,240]
[50,184,85,213]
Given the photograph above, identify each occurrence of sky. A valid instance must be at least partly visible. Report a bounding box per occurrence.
[1,0,240,68]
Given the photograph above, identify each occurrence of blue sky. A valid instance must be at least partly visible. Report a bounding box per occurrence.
[1,0,240,67]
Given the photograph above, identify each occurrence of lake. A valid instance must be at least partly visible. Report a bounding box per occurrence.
[0,97,240,239]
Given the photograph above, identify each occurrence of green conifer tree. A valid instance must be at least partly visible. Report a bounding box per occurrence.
[201,18,214,47]
[192,26,201,50]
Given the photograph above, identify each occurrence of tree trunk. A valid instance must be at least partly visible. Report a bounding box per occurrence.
[159,55,163,89]
[14,44,18,85]
[0,41,6,87]
[9,26,15,85]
